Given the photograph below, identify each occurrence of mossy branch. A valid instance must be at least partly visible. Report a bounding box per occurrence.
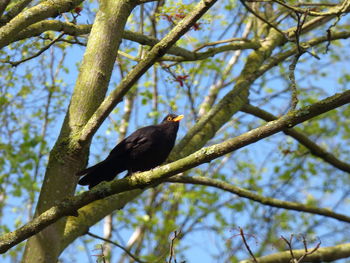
[0,0,84,49]
[0,90,349,254]
[240,242,350,263]
[14,20,259,60]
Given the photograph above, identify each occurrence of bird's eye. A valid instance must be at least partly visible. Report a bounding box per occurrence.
[167,116,173,121]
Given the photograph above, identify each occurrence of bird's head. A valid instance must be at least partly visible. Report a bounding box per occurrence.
[162,114,184,123]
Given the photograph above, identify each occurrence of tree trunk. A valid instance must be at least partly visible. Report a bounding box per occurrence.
[21,0,137,262]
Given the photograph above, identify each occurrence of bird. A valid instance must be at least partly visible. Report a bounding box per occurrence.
[76,114,184,189]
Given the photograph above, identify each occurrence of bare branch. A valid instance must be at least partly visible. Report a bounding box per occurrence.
[166,175,350,223]
[87,232,146,263]
[0,32,65,67]
[168,230,181,263]
[241,104,350,173]
[194,37,250,52]
[240,228,258,263]
[240,0,287,39]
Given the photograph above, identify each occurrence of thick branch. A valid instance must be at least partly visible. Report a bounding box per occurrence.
[0,0,33,24]
[0,0,11,17]
[14,21,197,59]
[0,90,349,253]
[240,242,350,263]
[0,0,83,49]
[166,175,350,223]
[15,19,259,61]
[242,104,350,173]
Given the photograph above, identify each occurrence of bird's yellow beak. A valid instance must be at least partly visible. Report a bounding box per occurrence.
[173,115,184,122]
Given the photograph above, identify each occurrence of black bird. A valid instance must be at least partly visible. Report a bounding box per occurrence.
[76,114,184,189]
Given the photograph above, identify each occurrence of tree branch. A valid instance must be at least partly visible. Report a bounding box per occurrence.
[87,232,146,263]
[0,90,349,253]
[239,242,350,263]
[0,0,33,24]
[165,175,350,223]
[0,0,83,49]
[272,0,350,17]
[1,32,65,67]
[0,0,11,18]
[14,21,196,59]
[241,104,350,173]
[240,0,287,39]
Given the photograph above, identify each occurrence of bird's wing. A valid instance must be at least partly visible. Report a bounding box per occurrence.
[108,127,156,156]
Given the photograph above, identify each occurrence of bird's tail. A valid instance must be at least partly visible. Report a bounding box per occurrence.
[76,157,124,189]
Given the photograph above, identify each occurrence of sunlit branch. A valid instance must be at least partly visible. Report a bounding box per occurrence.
[14,20,259,62]
[194,37,250,52]
[272,0,350,17]
[0,0,33,24]
[239,242,350,263]
[0,0,10,18]
[0,0,84,49]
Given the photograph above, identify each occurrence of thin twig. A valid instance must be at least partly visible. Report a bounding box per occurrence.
[240,0,287,39]
[194,37,249,52]
[240,228,258,263]
[92,244,106,263]
[160,64,198,119]
[281,235,296,260]
[87,232,147,263]
[296,236,321,263]
[288,52,302,110]
[2,32,65,67]
[281,234,322,263]
[241,103,350,173]
[168,230,181,263]
[288,9,309,110]
[325,14,342,53]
